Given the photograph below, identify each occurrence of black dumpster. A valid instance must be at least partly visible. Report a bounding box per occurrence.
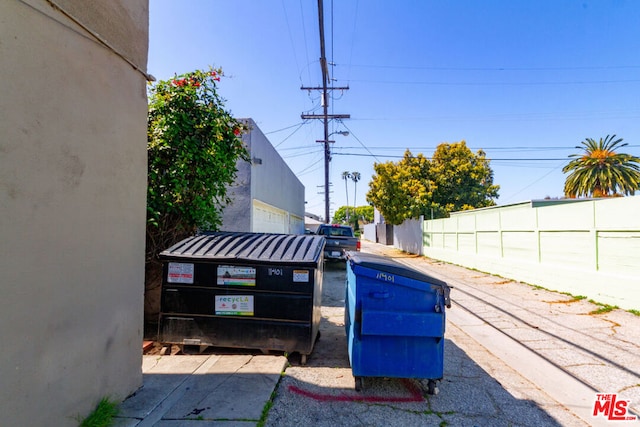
[158,232,325,363]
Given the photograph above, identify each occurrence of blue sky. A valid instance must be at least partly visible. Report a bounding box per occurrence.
[148,0,640,220]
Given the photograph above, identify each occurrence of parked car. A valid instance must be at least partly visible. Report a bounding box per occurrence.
[316,224,360,261]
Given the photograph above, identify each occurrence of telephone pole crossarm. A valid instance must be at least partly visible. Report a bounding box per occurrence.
[300,86,350,91]
[301,114,351,120]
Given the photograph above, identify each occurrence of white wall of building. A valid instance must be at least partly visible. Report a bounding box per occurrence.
[221,119,305,234]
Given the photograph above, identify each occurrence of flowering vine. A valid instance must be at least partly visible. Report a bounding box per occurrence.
[146,66,250,258]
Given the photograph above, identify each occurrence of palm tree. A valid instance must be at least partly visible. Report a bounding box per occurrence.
[563,135,640,198]
[351,171,361,225]
[342,171,351,222]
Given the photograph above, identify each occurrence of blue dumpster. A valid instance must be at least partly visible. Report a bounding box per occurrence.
[345,252,451,394]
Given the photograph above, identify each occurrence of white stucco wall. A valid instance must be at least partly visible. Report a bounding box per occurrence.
[0,1,148,425]
[221,119,305,234]
[221,146,252,231]
[246,119,305,231]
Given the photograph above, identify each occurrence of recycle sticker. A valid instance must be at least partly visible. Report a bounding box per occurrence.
[215,295,254,316]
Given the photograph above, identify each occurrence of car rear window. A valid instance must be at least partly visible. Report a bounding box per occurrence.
[319,227,353,237]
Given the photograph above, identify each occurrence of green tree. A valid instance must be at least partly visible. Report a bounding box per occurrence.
[366,150,433,225]
[355,205,374,223]
[145,68,249,323]
[366,142,499,224]
[430,141,499,214]
[563,135,640,198]
[332,206,349,224]
[332,205,374,225]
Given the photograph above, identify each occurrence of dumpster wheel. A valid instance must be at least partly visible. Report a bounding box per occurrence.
[354,376,364,392]
[426,379,439,395]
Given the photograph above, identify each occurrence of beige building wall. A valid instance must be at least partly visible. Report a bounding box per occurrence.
[0,1,148,426]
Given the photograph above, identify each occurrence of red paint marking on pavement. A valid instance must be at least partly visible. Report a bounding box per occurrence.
[287,379,424,403]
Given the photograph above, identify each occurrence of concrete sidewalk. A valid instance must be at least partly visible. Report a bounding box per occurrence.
[115,353,287,426]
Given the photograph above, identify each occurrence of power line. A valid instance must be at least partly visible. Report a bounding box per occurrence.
[265,121,308,135]
[281,0,303,85]
[299,0,312,83]
[335,145,572,152]
[502,161,567,204]
[347,78,640,87]
[346,111,640,123]
[330,0,334,82]
[334,144,640,152]
[296,153,325,176]
[341,63,640,72]
[279,143,319,152]
[282,147,323,159]
[345,0,359,83]
[331,152,569,161]
[339,123,380,162]
[273,121,308,148]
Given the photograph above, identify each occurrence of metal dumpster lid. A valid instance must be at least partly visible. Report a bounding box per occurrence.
[159,232,325,266]
[347,251,451,307]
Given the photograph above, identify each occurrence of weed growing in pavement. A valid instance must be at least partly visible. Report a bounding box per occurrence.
[257,381,281,427]
[547,294,587,304]
[78,397,119,427]
[558,291,587,299]
[588,300,619,315]
[628,309,640,316]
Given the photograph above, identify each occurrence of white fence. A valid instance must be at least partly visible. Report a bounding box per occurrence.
[392,198,640,311]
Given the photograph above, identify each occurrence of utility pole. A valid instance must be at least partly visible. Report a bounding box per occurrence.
[301,0,350,223]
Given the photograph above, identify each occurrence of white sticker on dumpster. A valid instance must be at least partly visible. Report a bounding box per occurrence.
[167,263,194,284]
[293,269,309,282]
[217,265,256,286]
[215,295,254,316]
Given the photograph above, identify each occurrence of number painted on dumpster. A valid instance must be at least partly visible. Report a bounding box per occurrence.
[376,272,395,283]
[268,268,283,276]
